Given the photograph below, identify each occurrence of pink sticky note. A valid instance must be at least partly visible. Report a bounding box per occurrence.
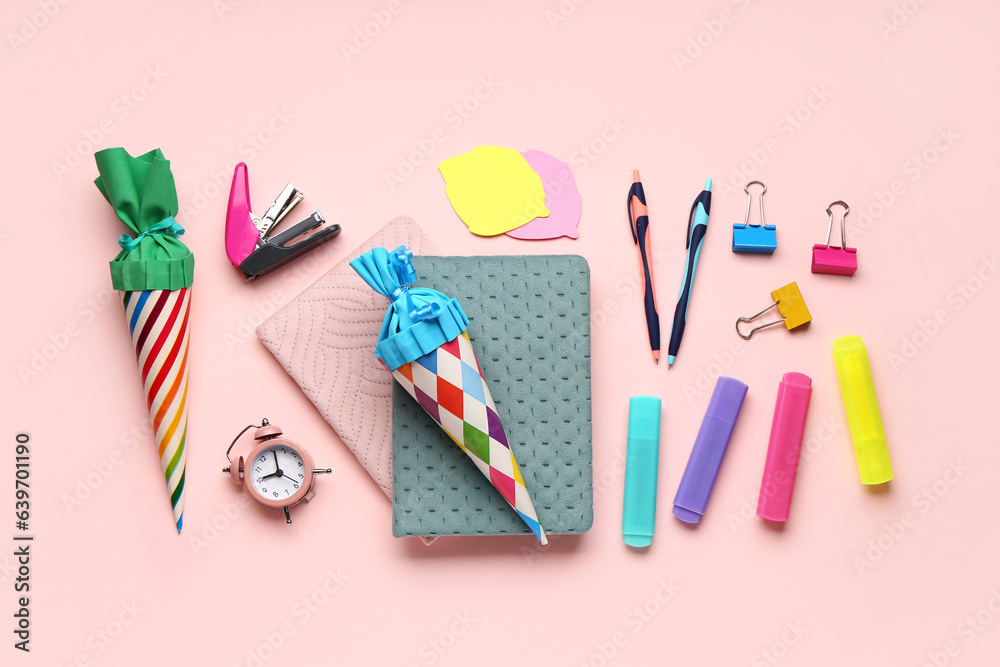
[506,150,582,240]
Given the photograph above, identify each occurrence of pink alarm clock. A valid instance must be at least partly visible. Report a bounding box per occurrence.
[223,419,331,523]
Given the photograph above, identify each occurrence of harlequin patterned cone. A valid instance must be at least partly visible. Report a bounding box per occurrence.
[392,331,548,544]
[122,287,190,533]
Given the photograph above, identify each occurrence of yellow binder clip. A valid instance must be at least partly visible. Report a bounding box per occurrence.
[736,282,812,340]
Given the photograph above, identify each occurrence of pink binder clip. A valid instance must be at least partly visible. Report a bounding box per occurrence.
[757,372,812,522]
[811,201,857,276]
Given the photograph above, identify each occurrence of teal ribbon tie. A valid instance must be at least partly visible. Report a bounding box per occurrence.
[118,216,185,252]
[349,245,470,371]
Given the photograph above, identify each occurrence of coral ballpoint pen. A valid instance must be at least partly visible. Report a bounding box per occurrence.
[627,170,661,363]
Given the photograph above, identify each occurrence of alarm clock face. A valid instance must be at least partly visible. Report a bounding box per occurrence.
[248,442,311,507]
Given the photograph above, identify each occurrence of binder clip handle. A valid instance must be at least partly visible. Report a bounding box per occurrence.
[736,282,811,339]
[822,200,850,249]
[739,180,767,230]
[812,201,857,276]
[736,300,784,340]
[732,180,776,253]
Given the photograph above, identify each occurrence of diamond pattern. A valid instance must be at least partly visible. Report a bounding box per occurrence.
[463,422,490,463]
[393,331,547,544]
[414,385,439,423]
[490,468,516,506]
[461,361,485,403]
[437,377,464,418]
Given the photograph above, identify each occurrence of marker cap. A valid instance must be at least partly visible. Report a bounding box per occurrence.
[673,377,748,523]
[622,396,662,547]
[833,335,893,484]
[757,372,813,521]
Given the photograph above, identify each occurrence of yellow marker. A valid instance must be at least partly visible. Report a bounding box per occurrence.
[833,335,893,485]
[438,146,549,236]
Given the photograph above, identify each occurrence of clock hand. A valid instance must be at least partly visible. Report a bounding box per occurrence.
[262,470,281,480]
[273,450,280,469]
[282,474,299,484]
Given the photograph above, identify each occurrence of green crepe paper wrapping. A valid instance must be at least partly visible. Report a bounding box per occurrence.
[94,148,194,290]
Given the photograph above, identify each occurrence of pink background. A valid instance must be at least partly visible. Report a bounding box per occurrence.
[4,0,999,665]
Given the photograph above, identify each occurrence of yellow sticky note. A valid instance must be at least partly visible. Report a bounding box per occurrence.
[439,146,549,236]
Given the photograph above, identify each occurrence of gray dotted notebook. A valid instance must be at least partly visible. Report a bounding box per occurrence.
[392,254,593,539]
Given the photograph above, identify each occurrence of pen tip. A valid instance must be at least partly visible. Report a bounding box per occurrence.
[655,358,659,365]
[633,169,641,182]
[667,362,673,369]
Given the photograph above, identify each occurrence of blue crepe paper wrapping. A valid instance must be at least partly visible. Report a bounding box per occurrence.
[349,246,469,371]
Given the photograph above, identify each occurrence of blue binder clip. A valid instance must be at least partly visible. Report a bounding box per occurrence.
[732,180,776,254]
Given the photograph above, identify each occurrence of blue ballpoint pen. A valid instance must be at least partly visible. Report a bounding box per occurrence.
[667,179,712,368]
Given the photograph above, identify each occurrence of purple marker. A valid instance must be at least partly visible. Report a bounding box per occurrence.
[673,376,748,523]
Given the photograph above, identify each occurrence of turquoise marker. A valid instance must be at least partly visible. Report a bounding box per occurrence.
[667,179,712,368]
[622,396,662,547]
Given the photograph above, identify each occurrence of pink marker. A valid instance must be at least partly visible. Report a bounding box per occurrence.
[756,372,812,522]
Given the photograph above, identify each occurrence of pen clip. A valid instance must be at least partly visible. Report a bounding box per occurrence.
[686,190,712,249]
[627,183,641,244]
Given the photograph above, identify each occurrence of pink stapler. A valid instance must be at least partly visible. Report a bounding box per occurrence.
[811,200,857,276]
[225,162,341,279]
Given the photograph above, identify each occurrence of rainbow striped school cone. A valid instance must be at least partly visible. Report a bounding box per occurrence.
[95,148,193,533]
[351,246,547,544]
[122,288,190,531]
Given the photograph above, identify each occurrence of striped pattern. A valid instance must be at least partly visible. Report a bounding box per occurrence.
[122,288,190,533]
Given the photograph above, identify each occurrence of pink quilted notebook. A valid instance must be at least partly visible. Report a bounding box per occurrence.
[256,217,439,499]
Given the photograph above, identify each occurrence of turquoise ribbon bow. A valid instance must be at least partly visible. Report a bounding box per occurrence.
[118,216,185,252]
[349,245,469,371]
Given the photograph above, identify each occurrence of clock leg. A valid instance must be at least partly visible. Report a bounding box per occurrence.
[284,506,292,524]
